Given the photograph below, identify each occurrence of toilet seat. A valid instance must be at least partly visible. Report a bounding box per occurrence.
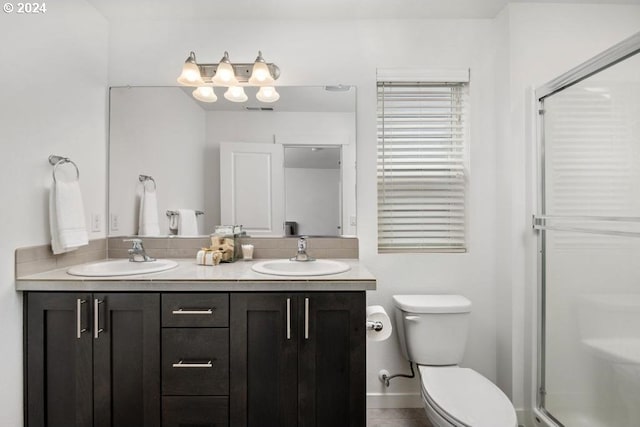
[418,365,517,427]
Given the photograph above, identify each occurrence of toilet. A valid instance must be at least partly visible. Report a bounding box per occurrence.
[392,294,517,427]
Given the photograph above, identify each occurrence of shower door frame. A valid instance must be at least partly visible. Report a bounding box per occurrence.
[533,31,640,427]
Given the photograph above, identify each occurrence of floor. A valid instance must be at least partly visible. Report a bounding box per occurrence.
[367,408,432,427]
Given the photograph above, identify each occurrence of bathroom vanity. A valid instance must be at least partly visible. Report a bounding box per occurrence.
[17,259,375,427]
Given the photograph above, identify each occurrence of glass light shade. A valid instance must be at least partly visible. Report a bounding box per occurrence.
[224,86,248,103]
[211,53,239,87]
[256,86,280,103]
[249,62,274,86]
[192,86,217,103]
[177,62,204,86]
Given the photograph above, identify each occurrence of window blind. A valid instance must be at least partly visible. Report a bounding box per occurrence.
[377,81,468,253]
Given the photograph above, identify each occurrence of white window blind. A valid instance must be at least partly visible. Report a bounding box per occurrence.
[377,81,468,253]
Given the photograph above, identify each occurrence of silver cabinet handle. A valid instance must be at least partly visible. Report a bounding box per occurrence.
[94,299,104,339]
[172,360,213,368]
[76,299,87,339]
[286,298,291,340]
[171,308,214,315]
[304,297,309,340]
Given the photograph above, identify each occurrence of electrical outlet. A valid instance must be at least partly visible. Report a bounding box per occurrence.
[91,213,102,232]
[110,214,119,232]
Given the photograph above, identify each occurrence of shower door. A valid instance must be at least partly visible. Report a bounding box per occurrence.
[535,33,640,427]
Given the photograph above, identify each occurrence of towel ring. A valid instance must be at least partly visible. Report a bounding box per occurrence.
[139,174,156,191]
[49,155,79,182]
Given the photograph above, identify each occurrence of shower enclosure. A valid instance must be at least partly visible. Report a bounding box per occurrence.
[534,32,640,427]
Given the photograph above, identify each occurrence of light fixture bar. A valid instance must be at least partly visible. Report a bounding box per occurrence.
[197,63,280,84]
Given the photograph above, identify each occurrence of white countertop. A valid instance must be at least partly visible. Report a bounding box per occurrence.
[16,259,376,292]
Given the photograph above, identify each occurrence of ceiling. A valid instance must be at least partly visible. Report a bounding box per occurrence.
[87,0,639,21]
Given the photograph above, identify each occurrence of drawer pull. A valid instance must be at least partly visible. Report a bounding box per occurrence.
[172,360,214,368]
[171,308,214,315]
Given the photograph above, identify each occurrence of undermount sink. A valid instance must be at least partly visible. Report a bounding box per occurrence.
[67,259,178,277]
[251,259,351,277]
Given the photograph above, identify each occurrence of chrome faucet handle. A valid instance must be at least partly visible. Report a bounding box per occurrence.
[124,238,155,262]
[297,236,308,252]
[291,236,315,262]
[124,238,143,250]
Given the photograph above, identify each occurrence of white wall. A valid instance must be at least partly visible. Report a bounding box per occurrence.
[0,1,109,425]
[109,87,206,235]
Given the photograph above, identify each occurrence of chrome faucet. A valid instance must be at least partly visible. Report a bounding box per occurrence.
[124,238,156,262]
[291,236,315,262]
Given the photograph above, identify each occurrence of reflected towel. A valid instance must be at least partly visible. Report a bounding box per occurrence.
[138,187,160,236]
[177,209,198,236]
[49,180,88,254]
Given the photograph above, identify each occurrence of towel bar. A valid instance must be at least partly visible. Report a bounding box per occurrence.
[49,155,79,182]
[166,210,205,217]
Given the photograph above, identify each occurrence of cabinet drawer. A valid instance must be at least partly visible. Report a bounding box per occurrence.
[162,396,228,427]
[162,328,229,395]
[162,294,229,327]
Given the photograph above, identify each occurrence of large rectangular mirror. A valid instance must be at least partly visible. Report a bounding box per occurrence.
[108,85,356,237]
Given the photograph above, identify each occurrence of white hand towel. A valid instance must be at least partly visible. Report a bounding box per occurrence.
[177,209,198,236]
[138,187,160,236]
[49,180,88,255]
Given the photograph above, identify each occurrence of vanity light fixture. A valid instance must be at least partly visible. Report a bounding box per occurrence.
[177,50,280,103]
[256,86,280,103]
[192,86,217,103]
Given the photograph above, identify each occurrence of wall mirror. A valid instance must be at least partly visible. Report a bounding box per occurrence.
[108,85,356,237]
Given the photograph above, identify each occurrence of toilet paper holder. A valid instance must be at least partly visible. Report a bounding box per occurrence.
[366,320,384,331]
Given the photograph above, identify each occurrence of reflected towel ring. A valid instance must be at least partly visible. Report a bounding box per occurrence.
[48,155,80,182]
[139,174,157,191]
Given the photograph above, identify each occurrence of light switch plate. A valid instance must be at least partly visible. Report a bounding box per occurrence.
[110,213,119,232]
[91,213,101,232]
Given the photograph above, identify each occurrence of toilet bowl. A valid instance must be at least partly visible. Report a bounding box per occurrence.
[392,295,517,427]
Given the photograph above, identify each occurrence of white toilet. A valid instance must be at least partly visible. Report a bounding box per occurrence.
[392,294,517,427]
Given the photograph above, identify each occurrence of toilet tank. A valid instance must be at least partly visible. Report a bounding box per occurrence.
[392,295,472,366]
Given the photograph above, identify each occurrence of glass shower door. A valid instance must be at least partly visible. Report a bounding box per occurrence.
[536,37,640,427]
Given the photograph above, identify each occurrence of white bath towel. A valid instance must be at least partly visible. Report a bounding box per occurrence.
[49,180,88,254]
[138,186,160,236]
[177,209,198,236]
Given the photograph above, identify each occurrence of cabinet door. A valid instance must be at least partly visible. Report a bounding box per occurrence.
[93,293,161,427]
[298,292,366,427]
[26,292,93,427]
[230,294,297,427]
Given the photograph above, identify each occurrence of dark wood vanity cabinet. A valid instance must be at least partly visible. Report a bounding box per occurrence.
[230,292,366,427]
[25,292,161,427]
[25,291,365,427]
[161,293,230,427]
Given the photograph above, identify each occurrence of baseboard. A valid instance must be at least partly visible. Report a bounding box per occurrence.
[366,393,422,408]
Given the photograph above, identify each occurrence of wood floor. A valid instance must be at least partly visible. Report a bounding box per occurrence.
[367,408,432,427]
